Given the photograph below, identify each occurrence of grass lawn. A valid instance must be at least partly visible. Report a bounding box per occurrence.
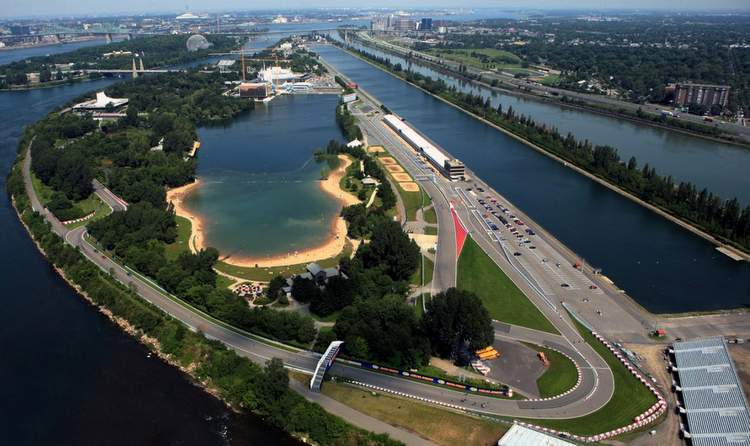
[410,255,434,287]
[524,317,658,436]
[522,343,579,398]
[32,172,111,229]
[310,310,341,324]
[424,225,438,236]
[216,275,236,290]
[165,215,192,260]
[321,381,508,446]
[415,293,427,318]
[457,236,558,334]
[214,240,353,282]
[538,74,561,86]
[427,48,521,70]
[30,172,54,205]
[423,206,437,224]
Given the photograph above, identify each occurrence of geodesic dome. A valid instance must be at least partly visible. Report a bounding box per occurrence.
[186,34,211,52]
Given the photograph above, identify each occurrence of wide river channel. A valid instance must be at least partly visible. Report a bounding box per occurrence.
[315,43,750,313]
[0,40,301,446]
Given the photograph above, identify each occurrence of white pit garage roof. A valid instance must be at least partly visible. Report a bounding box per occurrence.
[498,424,575,446]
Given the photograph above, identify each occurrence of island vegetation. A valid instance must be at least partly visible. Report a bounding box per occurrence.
[0,34,238,89]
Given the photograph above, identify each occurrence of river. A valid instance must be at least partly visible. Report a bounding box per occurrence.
[335,38,750,206]
[316,43,750,313]
[0,43,299,446]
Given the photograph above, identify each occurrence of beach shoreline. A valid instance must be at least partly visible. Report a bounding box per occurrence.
[166,154,361,268]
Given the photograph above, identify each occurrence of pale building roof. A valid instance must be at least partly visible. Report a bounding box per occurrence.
[497,424,575,446]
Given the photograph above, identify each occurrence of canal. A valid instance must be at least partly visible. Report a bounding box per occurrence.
[316,43,750,313]
[335,38,750,206]
[0,46,298,445]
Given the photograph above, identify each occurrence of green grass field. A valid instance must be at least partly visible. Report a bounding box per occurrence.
[423,206,438,224]
[410,255,434,287]
[165,215,193,260]
[538,74,561,86]
[523,343,579,398]
[376,150,431,221]
[321,381,507,446]
[457,236,558,334]
[216,274,236,290]
[525,318,658,435]
[32,172,111,228]
[424,225,438,236]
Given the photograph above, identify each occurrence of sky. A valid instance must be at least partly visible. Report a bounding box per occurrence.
[2,0,750,19]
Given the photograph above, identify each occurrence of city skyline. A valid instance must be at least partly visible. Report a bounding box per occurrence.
[2,1,750,19]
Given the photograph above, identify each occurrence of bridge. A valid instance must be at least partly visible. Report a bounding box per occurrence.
[310,341,343,392]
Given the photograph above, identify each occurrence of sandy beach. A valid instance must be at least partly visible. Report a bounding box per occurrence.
[166,155,361,268]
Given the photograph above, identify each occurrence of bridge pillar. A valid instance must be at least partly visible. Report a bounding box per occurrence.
[128,33,134,41]
[105,33,112,44]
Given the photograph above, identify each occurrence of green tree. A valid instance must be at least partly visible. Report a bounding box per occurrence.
[422,288,494,360]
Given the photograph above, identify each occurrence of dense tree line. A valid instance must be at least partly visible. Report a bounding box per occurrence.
[0,34,238,88]
[435,15,750,113]
[7,163,400,446]
[349,47,750,252]
[335,102,363,141]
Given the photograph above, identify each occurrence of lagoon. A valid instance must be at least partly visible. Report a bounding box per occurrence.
[183,94,345,263]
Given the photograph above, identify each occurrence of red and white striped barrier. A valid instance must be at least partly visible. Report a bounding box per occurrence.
[61,210,96,225]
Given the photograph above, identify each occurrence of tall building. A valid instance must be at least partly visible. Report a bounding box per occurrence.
[674,83,730,109]
[393,17,415,32]
[419,18,433,31]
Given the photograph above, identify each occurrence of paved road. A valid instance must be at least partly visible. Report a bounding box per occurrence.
[21,142,622,420]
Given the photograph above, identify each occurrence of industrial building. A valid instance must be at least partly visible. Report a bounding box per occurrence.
[670,337,750,446]
[258,66,301,84]
[239,82,273,99]
[383,114,465,181]
[673,83,731,109]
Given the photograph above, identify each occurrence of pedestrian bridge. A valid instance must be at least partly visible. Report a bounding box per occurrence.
[310,341,343,392]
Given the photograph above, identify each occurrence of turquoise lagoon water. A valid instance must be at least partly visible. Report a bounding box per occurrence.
[183,94,343,261]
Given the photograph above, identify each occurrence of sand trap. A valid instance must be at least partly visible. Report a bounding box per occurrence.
[167,155,361,268]
[385,164,404,173]
[399,182,419,192]
[379,156,397,164]
[392,172,412,182]
[368,145,385,153]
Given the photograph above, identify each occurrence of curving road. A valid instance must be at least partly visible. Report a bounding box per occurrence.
[20,88,617,422]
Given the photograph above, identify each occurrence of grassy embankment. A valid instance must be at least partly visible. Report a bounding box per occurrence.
[425,48,539,77]
[525,317,658,435]
[409,255,434,287]
[321,381,507,446]
[30,171,110,228]
[521,342,579,398]
[457,235,558,334]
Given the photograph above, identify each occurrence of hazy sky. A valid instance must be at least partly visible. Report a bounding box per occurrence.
[2,0,750,19]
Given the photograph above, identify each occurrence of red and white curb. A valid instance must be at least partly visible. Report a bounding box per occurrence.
[61,210,96,225]
[523,347,583,402]
[343,330,667,443]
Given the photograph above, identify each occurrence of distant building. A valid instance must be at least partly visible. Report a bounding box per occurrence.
[9,25,30,35]
[673,83,730,109]
[419,18,433,31]
[393,17,416,32]
[176,12,201,20]
[73,91,128,111]
[186,34,211,52]
[239,82,272,99]
[216,59,235,73]
[258,66,301,84]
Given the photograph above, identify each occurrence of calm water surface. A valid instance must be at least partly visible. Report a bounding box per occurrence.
[335,39,750,205]
[0,47,296,446]
[316,44,750,313]
[185,94,343,260]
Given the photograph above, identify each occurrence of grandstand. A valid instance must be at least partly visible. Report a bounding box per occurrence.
[670,337,750,446]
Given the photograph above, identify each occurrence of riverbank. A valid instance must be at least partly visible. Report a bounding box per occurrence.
[352,35,750,148]
[331,43,750,262]
[167,154,361,268]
